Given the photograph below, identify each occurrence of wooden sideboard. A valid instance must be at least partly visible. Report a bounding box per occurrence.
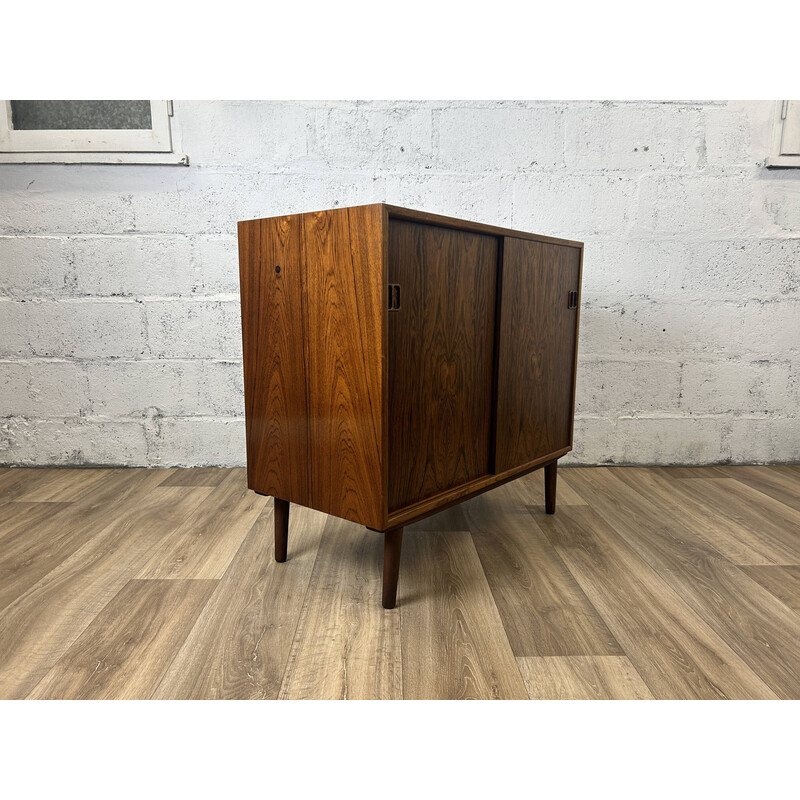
[238,204,583,608]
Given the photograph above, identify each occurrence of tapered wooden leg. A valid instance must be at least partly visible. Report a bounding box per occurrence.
[382,527,404,609]
[545,460,557,515]
[274,497,289,562]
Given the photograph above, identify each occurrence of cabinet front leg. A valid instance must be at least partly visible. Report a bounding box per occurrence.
[382,527,404,609]
[545,460,558,515]
[274,497,289,562]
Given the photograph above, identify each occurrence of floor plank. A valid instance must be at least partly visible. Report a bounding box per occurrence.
[0,465,797,700]
[399,526,528,700]
[667,476,800,565]
[619,467,800,565]
[159,468,232,487]
[0,502,75,606]
[0,482,212,699]
[28,579,216,700]
[722,466,800,514]
[406,503,470,532]
[573,468,800,699]
[0,469,82,502]
[10,468,112,503]
[608,467,783,565]
[653,466,732,479]
[136,469,267,580]
[0,501,72,541]
[0,469,176,613]
[533,503,777,699]
[739,566,800,614]
[512,468,588,508]
[279,516,403,700]
[465,484,622,657]
[155,503,326,700]
[517,656,654,700]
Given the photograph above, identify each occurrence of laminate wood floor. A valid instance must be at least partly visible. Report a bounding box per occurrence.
[1,465,798,700]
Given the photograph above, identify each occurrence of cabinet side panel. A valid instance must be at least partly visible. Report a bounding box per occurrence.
[494,238,581,472]
[302,205,385,529]
[388,220,497,512]
[238,216,311,503]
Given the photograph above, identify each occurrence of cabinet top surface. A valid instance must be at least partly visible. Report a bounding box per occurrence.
[238,203,584,250]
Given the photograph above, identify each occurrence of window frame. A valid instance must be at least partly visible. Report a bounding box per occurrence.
[767,100,800,168]
[0,100,188,165]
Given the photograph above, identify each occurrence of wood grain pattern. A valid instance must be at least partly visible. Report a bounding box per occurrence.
[159,467,231,487]
[571,468,800,699]
[388,220,497,511]
[517,656,654,700]
[465,485,622,658]
[0,468,89,502]
[724,465,800,514]
[494,238,581,471]
[406,503,470,532]
[0,469,176,612]
[0,502,73,605]
[605,467,782,566]
[302,206,385,529]
[534,505,777,699]
[239,205,385,529]
[664,475,800,565]
[739,566,800,614]
[399,527,528,699]
[239,204,583,536]
[0,501,72,543]
[155,503,326,700]
[8,468,110,503]
[0,483,211,699]
[279,516,402,700]
[3,465,799,700]
[589,467,789,567]
[654,466,732,480]
[136,469,267,580]
[238,214,310,505]
[29,579,216,700]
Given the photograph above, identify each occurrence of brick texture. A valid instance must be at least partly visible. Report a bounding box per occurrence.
[0,100,797,465]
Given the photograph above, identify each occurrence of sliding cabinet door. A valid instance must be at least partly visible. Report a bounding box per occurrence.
[493,237,581,473]
[388,220,497,512]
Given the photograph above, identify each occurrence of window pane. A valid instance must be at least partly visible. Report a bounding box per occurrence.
[10,100,152,131]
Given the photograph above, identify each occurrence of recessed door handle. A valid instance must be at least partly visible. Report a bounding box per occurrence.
[388,284,401,311]
[567,290,578,309]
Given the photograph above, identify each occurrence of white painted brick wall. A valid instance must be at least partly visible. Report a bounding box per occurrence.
[0,100,797,466]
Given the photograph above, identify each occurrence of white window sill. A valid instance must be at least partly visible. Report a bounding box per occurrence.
[0,151,189,165]
[765,155,800,168]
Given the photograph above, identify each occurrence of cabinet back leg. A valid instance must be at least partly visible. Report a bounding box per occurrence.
[274,498,289,562]
[545,460,557,515]
[382,527,404,609]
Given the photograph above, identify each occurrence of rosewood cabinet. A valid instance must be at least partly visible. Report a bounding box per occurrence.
[237,204,583,608]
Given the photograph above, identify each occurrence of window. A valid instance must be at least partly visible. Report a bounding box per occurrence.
[0,100,188,165]
[767,100,800,168]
